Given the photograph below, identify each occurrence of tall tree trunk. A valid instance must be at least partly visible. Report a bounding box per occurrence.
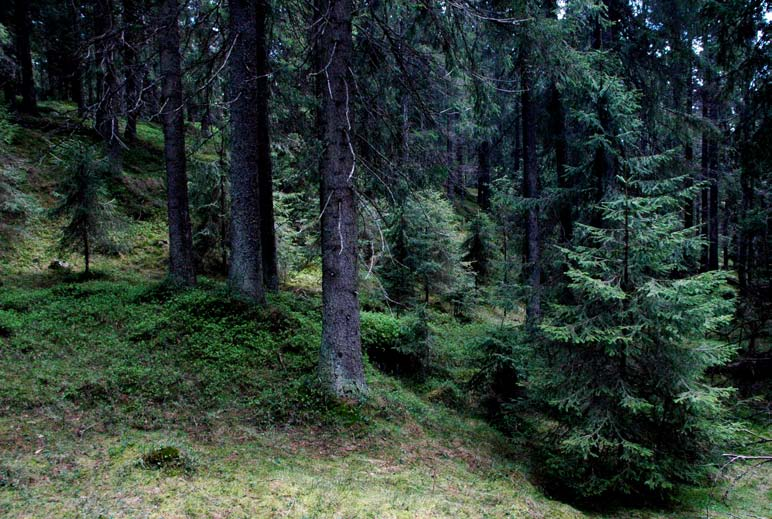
[708,103,720,271]
[14,0,37,114]
[64,2,85,116]
[521,46,541,329]
[545,0,570,242]
[123,0,142,144]
[513,104,521,176]
[83,230,90,275]
[738,95,753,292]
[159,0,196,286]
[314,0,367,398]
[226,0,265,302]
[548,82,571,242]
[256,0,279,291]
[477,140,491,211]
[94,0,122,171]
[684,64,695,230]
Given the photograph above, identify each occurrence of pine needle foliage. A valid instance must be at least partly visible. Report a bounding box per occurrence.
[381,189,472,307]
[529,137,737,502]
[50,141,125,273]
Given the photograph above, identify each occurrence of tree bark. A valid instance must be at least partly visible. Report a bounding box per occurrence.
[226,0,266,302]
[684,64,694,230]
[708,102,720,271]
[94,0,122,171]
[314,0,367,398]
[63,2,85,116]
[548,82,571,242]
[123,0,142,144]
[159,0,196,286]
[14,0,37,114]
[477,140,491,211]
[256,0,279,291]
[521,46,541,329]
[701,71,719,271]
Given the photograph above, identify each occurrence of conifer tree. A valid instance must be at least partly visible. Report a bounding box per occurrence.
[530,73,737,499]
[50,142,123,274]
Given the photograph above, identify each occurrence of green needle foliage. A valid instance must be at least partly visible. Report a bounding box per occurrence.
[382,189,472,307]
[530,150,737,503]
[50,141,125,274]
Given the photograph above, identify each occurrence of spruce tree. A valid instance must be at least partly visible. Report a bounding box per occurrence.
[530,77,737,500]
[50,142,123,274]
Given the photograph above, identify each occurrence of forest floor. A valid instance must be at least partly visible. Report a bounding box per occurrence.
[0,103,769,518]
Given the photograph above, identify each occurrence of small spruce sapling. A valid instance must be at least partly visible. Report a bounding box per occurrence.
[50,141,125,274]
[381,190,472,307]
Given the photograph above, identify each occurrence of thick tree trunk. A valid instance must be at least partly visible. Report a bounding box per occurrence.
[64,2,85,116]
[314,0,367,398]
[94,0,122,171]
[477,140,491,211]
[401,93,410,165]
[226,0,266,302]
[256,0,279,291]
[159,0,196,286]
[545,0,570,242]
[123,0,142,144]
[84,230,90,275]
[548,83,571,242]
[708,103,720,271]
[513,105,521,175]
[684,67,694,230]
[14,0,37,114]
[521,48,541,329]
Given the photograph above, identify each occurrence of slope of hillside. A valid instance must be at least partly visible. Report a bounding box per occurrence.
[1,106,769,519]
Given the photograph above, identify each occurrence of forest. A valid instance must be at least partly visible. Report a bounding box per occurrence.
[0,0,770,517]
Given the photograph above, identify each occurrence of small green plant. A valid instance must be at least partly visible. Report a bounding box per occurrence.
[0,104,19,146]
[188,156,229,273]
[140,445,194,474]
[50,141,127,274]
[361,309,430,378]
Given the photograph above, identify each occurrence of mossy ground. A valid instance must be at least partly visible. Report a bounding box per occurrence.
[0,104,769,518]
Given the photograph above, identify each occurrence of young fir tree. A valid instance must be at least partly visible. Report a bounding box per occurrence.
[464,211,500,288]
[382,190,471,306]
[530,76,737,500]
[50,142,123,274]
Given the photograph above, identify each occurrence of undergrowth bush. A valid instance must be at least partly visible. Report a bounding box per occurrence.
[361,310,430,379]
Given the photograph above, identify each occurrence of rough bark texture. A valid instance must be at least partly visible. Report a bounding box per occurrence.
[227,0,265,302]
[14,0,37,114]
[94,0,122,170]
[684,66,694,230]
[708,103,720,271]
[66,2,85,116]
[701,67,719,271]
[548,83,571,242]
[314,0,367,398]
[123,0,142,144]
[256,0,279,291]
[477,140,491,211]
[159,0,196,286]
[521,48,541,329]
